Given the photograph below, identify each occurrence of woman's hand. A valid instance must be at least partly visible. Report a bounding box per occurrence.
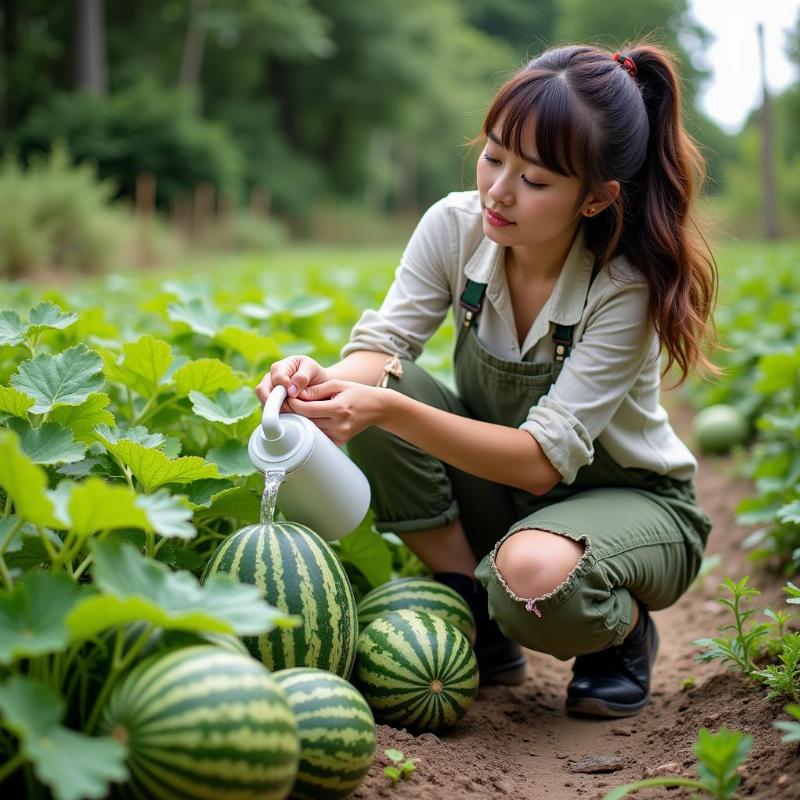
[255,356,329,413]
[286,379,390,446]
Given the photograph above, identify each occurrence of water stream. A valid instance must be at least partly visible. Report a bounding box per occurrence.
[260,470,285,525]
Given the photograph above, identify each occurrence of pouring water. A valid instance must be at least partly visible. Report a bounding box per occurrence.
[260,470,285,525]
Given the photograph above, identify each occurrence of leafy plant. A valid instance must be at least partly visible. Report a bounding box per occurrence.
[603,727,752,800]
[692,577,771,678]
[774,704,800,744]
[383,748,419,786]
[753,632,800,704]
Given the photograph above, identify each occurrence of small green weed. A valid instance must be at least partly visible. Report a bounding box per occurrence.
[774,704,800,744]
[753,632,800,704]
[603,726,752,800]
[383,748,418,786]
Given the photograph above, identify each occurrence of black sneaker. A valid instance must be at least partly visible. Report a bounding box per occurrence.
[433,571,527,686]
[565,601,659,718]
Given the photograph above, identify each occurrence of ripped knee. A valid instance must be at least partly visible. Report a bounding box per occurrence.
[494,528,586,601]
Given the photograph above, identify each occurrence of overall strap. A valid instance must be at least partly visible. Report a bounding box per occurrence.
[551,261,602,365]
[459,279,487,328]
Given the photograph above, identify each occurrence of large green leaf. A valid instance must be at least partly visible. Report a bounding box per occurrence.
[105,334,173,398]
[189,386,260,424]
[172,357,241,397]
[26,302,79,336]
[62,478,150,537]
[181,478,233,510]
[0,429,64,527]
[337,526,393,588]
[108,440,220,493]
[193,486,261,526]
[0,572,81,665]
[94,422,165,449]
[167,297,244,337]
[5,418,86,465]
[134,490,195,539]
[66,539,299,640]
[0,385,34,418]
[215,325,282,367]
[50,393,114,443]
[9,344,104,413]
[0,675,127,800]
[0,310,27,346]
[207,439,257,477]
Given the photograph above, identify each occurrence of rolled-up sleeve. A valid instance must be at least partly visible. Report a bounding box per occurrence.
[340,197,454,361]
[520,281,653,484]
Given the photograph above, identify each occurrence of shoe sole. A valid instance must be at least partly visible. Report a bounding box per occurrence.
[565,615,660,718]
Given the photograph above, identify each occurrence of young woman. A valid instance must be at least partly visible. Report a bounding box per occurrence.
[255,41,720,719]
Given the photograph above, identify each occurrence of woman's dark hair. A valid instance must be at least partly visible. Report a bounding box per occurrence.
[465,39,726,388]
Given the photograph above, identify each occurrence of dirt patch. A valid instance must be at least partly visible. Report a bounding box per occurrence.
[352,395,800,799]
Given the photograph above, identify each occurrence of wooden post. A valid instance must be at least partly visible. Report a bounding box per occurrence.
[193,182,215,243]
[135,171,156,266]
[217,192,234,249]
[249,186,271,219]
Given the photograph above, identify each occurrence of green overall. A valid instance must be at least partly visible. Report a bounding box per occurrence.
[346,272,713,661]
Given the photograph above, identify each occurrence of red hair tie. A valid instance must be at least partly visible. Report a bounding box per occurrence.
[613,51,637,78]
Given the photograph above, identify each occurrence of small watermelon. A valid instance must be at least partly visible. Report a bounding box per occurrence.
[99,645,300,800]
[353,609,479,733]
[357,576,476,645]
[693,404,749,454]
[202,522,358,679]
[273,667,376,800]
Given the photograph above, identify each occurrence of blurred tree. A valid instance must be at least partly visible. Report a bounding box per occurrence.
[75,0,107,96]
[458,0,558,57]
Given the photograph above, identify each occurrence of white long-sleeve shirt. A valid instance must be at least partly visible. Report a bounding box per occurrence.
[341,189,698,485]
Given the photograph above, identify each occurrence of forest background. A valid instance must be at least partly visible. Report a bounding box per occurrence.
[0,0,798,278]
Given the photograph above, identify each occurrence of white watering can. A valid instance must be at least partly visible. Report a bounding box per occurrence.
[248,384,371,542]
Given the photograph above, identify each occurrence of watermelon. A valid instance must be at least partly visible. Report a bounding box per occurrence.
[202,522,358,678]
[99,645,300,800]
[693,404,749,454]
[273,667,376,800]
[353,609,479,733]
[357,576,476,645]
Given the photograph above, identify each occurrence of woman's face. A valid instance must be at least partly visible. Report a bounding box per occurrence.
[476,120,588,248]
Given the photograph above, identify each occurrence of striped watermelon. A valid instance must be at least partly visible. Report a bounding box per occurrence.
[353,609,479,733]
[202,522,358,679]
[273,668,376,800]
[99,645,300,800]
[357,577,476,645]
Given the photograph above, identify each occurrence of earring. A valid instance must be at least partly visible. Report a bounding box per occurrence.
[586,208,596,216]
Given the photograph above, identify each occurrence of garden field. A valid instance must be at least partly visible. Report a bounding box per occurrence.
[0,239,798,800]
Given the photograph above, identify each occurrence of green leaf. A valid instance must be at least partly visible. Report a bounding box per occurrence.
[0,573,82,665]
[777,500,800,526]
[207,440,257,477]
[0,675,127,800]
[0,429,64,527]
[753,350,800,394]
[384,748,404,762]
[172,357,241,397]
[693,726,752,797]
[0,309,27,345]
[5,418,87,465]
[189,386,260,424]
[105,335,173,398]
[193,486,261,526]
[10,344,105,413]
[106,439,220,493]
[181,478,233,510]
[63,477,150,537]
[26,302,79,335]
[0,385,34,418]
[167,297,244,337]
[135,490,195,539]
[337,526,392,588]
[215,325,282,368]
[66,539,299,640]
[50,393,114,443]
[94,422,165,449]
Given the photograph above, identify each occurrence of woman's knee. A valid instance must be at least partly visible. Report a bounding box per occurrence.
[494,528,586,600]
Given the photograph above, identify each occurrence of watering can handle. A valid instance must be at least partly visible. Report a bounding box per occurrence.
[262,384,288,440]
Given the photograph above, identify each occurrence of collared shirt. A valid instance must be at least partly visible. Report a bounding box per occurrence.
[341,190,698,484]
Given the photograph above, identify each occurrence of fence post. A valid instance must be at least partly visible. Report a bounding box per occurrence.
[135,171,156,266]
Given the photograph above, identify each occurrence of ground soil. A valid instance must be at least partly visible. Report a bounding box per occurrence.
[352,394,800,800]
